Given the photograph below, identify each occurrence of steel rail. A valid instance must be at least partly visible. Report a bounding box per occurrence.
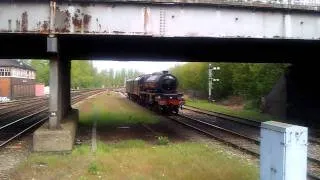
[0,117,48,147]
[0,89,106,148]
[184,105,320,146]
[167,114,320,179]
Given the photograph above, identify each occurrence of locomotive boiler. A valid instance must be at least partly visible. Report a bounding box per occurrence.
[126,71,184,113]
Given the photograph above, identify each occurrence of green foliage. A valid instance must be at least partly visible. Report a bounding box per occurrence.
[243,99,261,111]
[228,63,288,100]
[170,62,289,108]
[113,140,146,148]
[29,60,50,85]
[79,176,88,180]
[186,99,275,121]
[72,144,90,155]
[88,161,99,175]
[157,136,170,145]
[170,62,208,91]
[71,60,141,89]
[28,60,141,89]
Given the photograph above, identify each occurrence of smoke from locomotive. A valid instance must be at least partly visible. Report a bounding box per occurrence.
[125,70,184,113]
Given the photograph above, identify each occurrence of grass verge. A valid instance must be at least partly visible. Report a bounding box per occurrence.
[78,91,159,126]
[11,91,258,180]
[186,99,275,122]
[12,140,258,180]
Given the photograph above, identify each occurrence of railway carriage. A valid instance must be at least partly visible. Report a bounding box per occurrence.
[0,59,36,100]
[126,71,184,113]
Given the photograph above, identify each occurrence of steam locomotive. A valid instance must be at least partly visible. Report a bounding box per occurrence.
[125,71,184,114]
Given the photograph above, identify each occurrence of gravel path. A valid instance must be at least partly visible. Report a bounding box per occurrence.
[0,135,32,179]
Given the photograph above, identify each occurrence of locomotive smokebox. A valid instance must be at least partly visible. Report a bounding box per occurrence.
[161,74,177,92]
[144,72,178,94]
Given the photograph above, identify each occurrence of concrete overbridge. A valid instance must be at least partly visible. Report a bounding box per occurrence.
[0,0,319,151]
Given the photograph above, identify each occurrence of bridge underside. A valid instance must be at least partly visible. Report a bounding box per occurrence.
[0,33,319,62]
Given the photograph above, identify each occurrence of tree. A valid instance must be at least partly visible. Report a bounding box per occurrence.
[170,62,288,107]
[30,60,50,85]
[29,59,143,89]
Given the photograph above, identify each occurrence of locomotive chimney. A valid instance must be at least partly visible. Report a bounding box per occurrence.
[162,70,168,74]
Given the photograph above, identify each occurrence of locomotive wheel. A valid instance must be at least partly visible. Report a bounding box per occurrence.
[160,106,170,114]
[173,108,179,114]
[151,104,162,114]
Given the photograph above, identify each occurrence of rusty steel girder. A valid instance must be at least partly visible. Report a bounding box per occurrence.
[0,1,320,39]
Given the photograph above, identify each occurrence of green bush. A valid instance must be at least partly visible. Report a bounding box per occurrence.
[88,161,99,175]
[157,136,170,145]
[244,99,261,111]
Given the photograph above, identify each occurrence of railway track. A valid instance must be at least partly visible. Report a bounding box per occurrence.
[0,96,45,109]
[0,89,104,122]
[116,90,320,178]
[0,100,48,123]
[182,106,320,165]
[0,89,93,112]
[184,105,320,145]
[166,113,320,179]
[0,89,106,148]
[0,98,50,114]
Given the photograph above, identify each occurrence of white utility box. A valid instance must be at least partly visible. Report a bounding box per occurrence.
[260,121,308,180]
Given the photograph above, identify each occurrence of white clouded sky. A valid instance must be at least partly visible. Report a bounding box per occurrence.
[92,60,186,74]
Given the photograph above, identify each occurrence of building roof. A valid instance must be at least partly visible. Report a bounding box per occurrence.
[0,59,35,71]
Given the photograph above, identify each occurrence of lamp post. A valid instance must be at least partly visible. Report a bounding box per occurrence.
[208,64,220,102]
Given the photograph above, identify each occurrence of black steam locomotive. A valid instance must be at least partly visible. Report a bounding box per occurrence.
[125,71,184,113]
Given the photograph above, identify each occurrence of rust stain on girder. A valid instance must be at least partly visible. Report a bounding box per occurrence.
[71,8,91,33]
[55,7,71,32]
[50,0,56,33]
[72,9,82,32]
[144,7,149,34]
[40,21,49,33]
[15,20,21,32]
[21,11,28,32]
[83,14,92,33]
[8,19,12,32]
[95,18,102,33]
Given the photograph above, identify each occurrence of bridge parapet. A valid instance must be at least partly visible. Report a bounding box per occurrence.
[5,0,320,11]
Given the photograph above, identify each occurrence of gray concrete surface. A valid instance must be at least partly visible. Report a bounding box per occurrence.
[33,109,79,152]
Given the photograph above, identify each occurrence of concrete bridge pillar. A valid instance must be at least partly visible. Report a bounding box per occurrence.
[65,59,71,112]
[49,56,71,129]
[48,56,62,129]
[33,36,78,152]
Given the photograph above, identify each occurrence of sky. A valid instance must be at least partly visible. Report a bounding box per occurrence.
[92,60,186,74]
